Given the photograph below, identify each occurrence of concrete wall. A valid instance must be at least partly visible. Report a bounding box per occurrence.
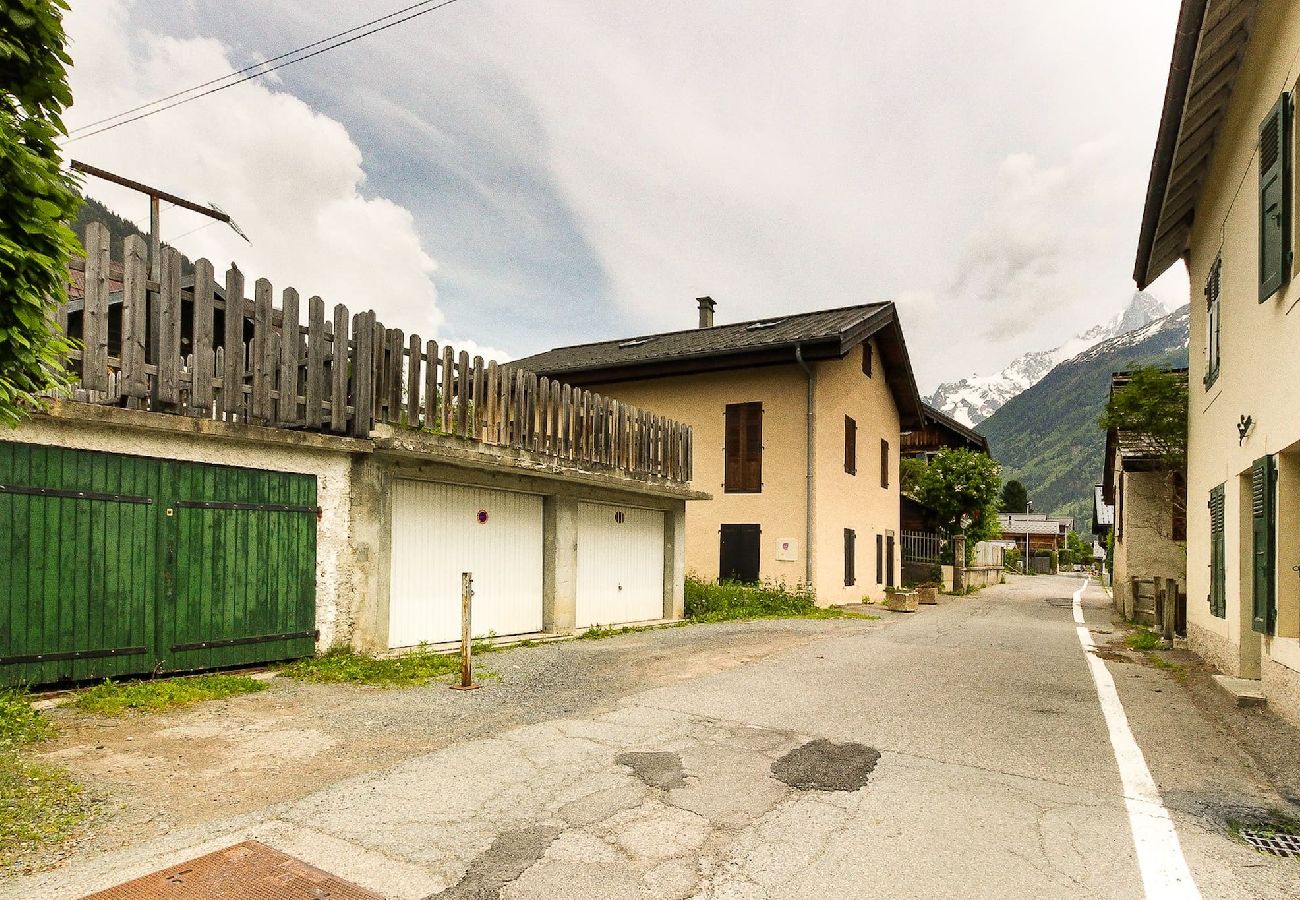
[582,338,902,605]
[1184,0,1300,722]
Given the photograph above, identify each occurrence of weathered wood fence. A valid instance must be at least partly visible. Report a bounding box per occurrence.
[58,223,692,482]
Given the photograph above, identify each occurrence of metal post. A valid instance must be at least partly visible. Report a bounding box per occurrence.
[451,572,479,691]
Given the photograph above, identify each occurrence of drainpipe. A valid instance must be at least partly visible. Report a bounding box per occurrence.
[794,344,815,588]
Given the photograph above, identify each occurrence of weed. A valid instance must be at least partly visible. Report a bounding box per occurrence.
[685,577,874,623]
[280,645,463,687]
[578,622,690,641]
[0,752,85,869]
[1144,652,1186,678]
[0,689,52,746]
[72,675,267,716]
[1125,627,1163,652]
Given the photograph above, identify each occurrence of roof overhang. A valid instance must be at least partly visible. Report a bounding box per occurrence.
[1134,0,1259,289]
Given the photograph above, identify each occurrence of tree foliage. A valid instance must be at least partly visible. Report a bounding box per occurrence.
[999,479,1028,514]
[1099,367,1188,475]
[0,0,80,427]
[908,448,1003,548]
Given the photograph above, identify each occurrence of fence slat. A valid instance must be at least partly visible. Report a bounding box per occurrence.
[278,288,300,424]
[81,223,110,392]
[331,304,350,433]
[453,350,469,437]
[472,356,485,439]
[122,235,150,400]
[440,345,454,434]
[387,328,404,422]
[424,340,438,431]
[305,297,325,429]
[486,361,500,443]
[407,333,422,428]
[154,247,184,405]
[222,266,245,419]
[352,311,374,437]
[251,278,274,422]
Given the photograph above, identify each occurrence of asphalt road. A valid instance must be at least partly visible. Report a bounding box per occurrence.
[9,575,1300,899]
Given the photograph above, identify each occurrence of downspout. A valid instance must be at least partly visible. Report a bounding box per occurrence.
[794,344,815,587]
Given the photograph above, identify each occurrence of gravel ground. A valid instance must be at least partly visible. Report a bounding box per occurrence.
[19,616,882,875]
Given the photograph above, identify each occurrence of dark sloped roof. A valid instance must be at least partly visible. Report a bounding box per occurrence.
[919,403,989,453]
[516,302,922,428]
[519,303,891,374]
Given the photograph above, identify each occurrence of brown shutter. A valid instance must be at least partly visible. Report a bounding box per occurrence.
[844,416,857,474]
[724,402,763,493]
[880,438,890,488]
[862,342,873,377]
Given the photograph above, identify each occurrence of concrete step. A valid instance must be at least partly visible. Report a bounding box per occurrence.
[1212,674,1266,708]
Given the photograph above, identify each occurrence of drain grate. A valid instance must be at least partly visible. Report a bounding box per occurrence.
[1240,826,1300,859]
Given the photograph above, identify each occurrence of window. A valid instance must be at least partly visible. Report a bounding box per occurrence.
[719,524,761,583]
[724,402,763,493]
[844,416,857,474]
[1205,255,1221,389]
[862,342,873,377]
[876,534,884,583]
[843,528,856,586]
[1209,484,1225,618]
[880,438,890,489]
[1259,92,1292,302]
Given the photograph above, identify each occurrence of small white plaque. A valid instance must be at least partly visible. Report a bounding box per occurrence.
[775,538,798,561]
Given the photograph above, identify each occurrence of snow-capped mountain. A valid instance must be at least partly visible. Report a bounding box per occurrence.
[926,292,1172,426]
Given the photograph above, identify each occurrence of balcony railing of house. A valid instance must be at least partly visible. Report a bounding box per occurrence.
[51,223,693,483]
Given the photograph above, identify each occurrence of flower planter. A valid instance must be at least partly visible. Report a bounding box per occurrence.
[916,585,939,605]
[883,592,918,613]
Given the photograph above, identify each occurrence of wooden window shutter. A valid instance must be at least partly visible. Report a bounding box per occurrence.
[1209,484,1226,618]
[880,438,890,489]
[724,402,763,493]
[844,528,856,586]
[862,342,873,377]
[1205,256,1222,388]
[844,416,857,474]
[876,534,884,583]
[1259,93,1292,302]
[1251,456,1277,634]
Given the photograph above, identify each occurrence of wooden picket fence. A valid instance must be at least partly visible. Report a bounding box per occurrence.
[58,222,692,482]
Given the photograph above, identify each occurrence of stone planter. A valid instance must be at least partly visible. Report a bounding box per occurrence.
[883,592,918,613]
[916,584,939,605]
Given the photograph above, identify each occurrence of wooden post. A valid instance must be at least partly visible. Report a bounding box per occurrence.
[121,235,150,401]
[278,287,301,425]
[1163,579,1176,644]
[450,572,480,691]
[222,265,245,420]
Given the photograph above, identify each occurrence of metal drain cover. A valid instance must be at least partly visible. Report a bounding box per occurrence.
[1240,826,1300,859]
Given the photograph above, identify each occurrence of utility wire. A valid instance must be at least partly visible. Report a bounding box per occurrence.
[68,0,448,136]
[66,0,464,143]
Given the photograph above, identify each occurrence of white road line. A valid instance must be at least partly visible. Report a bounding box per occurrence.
[1072,578,1201,899]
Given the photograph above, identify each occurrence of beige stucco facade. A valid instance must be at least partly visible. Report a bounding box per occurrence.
[1182,0,1300,723]
[581,339,902,605]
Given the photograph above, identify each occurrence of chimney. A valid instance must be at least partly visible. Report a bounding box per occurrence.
[697,296,716,329]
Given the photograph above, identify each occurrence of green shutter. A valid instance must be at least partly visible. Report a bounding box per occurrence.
[1259,93,1292,302]
[1209,484,1226,618]
[1251,457,1276,634]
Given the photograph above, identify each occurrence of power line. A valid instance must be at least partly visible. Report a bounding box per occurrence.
[68,0,447,136]
[66,0,465,143]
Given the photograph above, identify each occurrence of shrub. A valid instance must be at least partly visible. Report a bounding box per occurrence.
[684,577,862,622]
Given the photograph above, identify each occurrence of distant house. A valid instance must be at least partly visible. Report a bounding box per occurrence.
[1101,370,1187,626]
[901,404,988,460]
[1133,0,1300,718]
[998,513,1071,571]
[518,298,923,604]
[1092,485,1114,542]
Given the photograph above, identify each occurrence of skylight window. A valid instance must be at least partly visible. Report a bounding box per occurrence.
[618,337,655,348]
[746,319,783,331]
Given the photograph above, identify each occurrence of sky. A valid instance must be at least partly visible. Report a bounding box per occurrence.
[60,0,1192,393]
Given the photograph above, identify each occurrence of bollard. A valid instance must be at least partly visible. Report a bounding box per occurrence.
[450,571,480,691]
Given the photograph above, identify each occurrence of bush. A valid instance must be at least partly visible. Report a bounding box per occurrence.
[685,577,862,622]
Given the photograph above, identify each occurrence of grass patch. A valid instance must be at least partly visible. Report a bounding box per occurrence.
[1143,652,1186,678]
[0,690,85,869]
[685,577,874,623]
[1125,627,1163,652]
[72,674,267,716]
[279,646,464,687]
[578,621,691,641]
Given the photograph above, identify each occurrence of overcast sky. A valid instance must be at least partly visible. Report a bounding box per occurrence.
[61,0,1191,392]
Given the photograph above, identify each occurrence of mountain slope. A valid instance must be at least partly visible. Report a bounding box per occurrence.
[976,305,1191,525]
[927,292,1170,426]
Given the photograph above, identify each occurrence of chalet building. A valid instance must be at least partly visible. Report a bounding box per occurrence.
[1101,370,1188,626]
[1134,0,1300,720]
[997,513,1071,556]
[900,404,988,460]
[518,298,923,605]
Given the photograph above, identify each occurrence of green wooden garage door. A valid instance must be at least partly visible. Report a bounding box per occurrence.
[0,442,317,686]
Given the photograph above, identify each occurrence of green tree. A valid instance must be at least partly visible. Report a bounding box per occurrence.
[1000,479,1028,514]
[910,448,1003,557]
[0,0,80,427]
[1100,366,1188,518]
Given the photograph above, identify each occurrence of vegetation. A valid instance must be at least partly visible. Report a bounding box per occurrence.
[903,448,1002,561]
[976,310,1188,525]
[579,622,688,640]
[0,0,81,427]
[0,688,84,868]
[1000,480,1028,514]
[685,577,872,622]
[72,675,267,715]
[279,646,465,687]
[1100,366,1189,520]
[1125,627,1162,652]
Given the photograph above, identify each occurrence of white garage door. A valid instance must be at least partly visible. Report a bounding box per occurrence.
[389,480,543,648]
[576,502,665,628]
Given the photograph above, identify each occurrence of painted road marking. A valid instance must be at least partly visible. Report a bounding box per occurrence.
[1072,578,1200,899]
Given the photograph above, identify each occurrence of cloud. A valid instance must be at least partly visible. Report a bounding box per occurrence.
[61,0,444,340]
